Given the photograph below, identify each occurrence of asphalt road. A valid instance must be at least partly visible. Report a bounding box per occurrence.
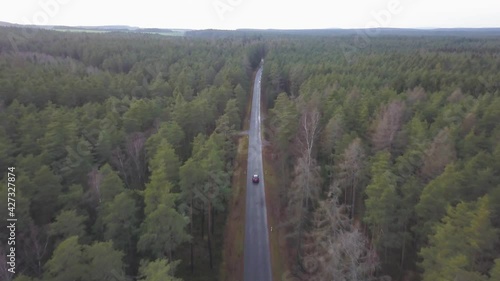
[243,65,273,281]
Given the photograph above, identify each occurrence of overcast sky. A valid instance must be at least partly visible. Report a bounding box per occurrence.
[2,0,500,29]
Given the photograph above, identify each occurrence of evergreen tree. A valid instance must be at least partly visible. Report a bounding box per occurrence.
[420,196,497,281]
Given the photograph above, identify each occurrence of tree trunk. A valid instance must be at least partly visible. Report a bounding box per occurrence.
[344,188,348,206]
[190,194,194,273]
[295,206,304,266]
[400,224,406,269]
[207,202,213,269]
[201,203,205,239]
[351,184,356,219]
[212,209,215,235]
[384,244,388,263]
[278,153,287,206]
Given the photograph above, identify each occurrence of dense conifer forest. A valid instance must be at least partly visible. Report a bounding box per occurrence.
[262,33,500,280]
[0,26,499,281]
[0,26,254,281]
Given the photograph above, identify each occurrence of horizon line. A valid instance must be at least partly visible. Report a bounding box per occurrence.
[2,21,500,31]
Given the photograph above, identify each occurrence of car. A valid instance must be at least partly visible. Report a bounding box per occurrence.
[252,174,259,184]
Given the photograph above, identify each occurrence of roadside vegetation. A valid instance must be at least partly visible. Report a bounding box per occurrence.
[220,81,253,281]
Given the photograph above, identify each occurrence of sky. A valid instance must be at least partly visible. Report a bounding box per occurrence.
[2,0,500,30]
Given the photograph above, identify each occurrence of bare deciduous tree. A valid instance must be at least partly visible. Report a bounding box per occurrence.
[22,222,49,277]
[337,138,365,218]
[126,132,147,187]
[371,100,406,151]
[87,167,103,203]
[292,102,321,166]
[406,86,427,104]
[111,147,130,188]
[460,112,476,135]
[447,88,464,103]
[303,195,379,281]
[286,104,322,263]
[420,127,456,181]
[110,132,147,189]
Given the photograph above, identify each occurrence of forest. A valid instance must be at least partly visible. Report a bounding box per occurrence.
[261,33,500,280]
[0,26,259,281]
[0,26,499,281]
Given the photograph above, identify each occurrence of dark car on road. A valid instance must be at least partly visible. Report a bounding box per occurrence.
[252,174,259,184]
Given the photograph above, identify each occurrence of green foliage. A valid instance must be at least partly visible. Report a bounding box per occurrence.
[12,275,36,281]
[143,155,177,215]
[44,236,127,281]
[49,210,86,244]
[141,139,189,260]
[58,184,83,211]
[263,33,500,279]
[200,134,232,211]
[490,259,500,280]
[0,26,251,281]
[138,259,182,281]
[138,204,189,259]
[246,42,266,70]
[31,165,63,225]
[3,26,500,281]
[98,164,126,203]
[415,164,462,240]
[85,241,127,281]
[146,121,185,159]
[44,236,86,281]
[419,196,497,281]
[270,92,298,150]
[233,83,247,117]
[223,98,241,130]
[0,127,15,172]
[269,92,299,176]
[363,152,404,254]
[102,191,139,252]
[38,108,78,166]
[123,98,161,133]
[149,140,181,185]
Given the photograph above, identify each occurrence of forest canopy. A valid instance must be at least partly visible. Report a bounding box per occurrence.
[1,26,499,281]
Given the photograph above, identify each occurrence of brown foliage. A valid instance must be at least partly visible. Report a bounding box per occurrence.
[460,112,477,135]
[447,88,465,103]
[420,127,457,181]
[111,132,147,189]
[406,86,427,104]
[286,104,322,262]
[337,138,365,217]
[372,100,406,151]
[87,167,103,204]
[301,198,378,281]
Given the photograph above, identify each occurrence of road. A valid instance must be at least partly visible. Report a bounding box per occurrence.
[243,65,273,281]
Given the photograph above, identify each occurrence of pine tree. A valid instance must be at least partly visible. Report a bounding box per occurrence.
[419,196,497,281]
[43,236,86,281]
[49,210,86,245]
[138,259,182,281]
[102,191,139,253]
